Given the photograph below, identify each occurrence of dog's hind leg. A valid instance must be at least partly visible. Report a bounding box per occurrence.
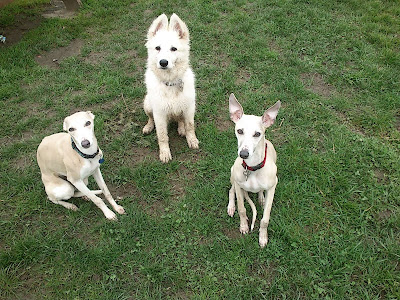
[177,120,186,136]
[44,176,78,211]
[227,184,236,217]
[259,181,277,248]
[143,99,155,134]
[244,191,257,232]
[234,182,249,234]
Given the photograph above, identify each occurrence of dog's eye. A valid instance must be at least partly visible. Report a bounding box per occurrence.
[155,46,161,51]
[237,129,244,135]
[85,121,91,126]
[171,47,177,52]
[253,132,261,137]
[68,128,75,132]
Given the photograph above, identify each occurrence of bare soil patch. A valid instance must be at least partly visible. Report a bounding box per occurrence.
[35,39,84,68]
[0,15,43,47]
[300,72,336,98]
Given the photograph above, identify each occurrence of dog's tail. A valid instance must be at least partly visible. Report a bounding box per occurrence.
[243,191,257,231]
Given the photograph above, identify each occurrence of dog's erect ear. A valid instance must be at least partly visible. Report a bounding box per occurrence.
[147,14,168,39]
[229,93,244,123]
[262,101,281,128]
[63,116,70,132]
[170,13,189,40]
[86,111,95,120]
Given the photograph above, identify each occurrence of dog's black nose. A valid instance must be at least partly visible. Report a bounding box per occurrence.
[159,59,168,68]
[240,149,249,159]
[81,140,90,149]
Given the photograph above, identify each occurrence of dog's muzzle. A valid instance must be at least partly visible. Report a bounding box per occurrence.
[81,139,91,149]
[239,149,249,159]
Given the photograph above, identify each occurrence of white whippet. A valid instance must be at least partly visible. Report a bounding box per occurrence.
[227,93,281,247]
[37,111,125,220]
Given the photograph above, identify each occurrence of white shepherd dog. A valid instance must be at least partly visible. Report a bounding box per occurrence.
[143,13,199,163]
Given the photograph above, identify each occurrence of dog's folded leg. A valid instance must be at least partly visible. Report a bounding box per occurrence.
[244,191,257,232]
[259,182,277,247]
[143,117,155,134]
[71,179,117,220]
[177,120,186,137]
[93,168,125,215]
[234,182,249,234]
[49,198,78,211]
[227,184,236,217]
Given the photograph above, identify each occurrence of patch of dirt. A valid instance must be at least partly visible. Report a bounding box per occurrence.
[0,15,43,47]
[35,39,84,68]
[334,110,366,136]
[222,226,242,239]
[42,0,79,19]
[0,1,80,48]
[83,51,107,65]
[300,73,336,98]
[377,209,393,221]
[215,118,232,132]
[235,69,252,85]
[374,169,389,184]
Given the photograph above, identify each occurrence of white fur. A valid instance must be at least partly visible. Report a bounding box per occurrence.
[143,13,199,163]
[227,93,281,248]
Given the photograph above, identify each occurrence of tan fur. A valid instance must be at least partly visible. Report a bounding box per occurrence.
[37,111,125,220]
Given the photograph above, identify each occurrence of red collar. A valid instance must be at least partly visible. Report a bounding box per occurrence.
[242,144,267,171]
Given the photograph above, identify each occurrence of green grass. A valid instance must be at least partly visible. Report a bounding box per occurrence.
[1,0,399,299]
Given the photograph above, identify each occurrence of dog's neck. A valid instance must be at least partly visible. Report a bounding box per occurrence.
[242,137,266,167]
[71,137,99,159]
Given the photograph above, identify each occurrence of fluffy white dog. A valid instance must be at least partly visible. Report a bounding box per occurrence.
[143,13,199,163]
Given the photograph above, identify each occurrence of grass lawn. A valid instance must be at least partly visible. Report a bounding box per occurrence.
[1,0,399,298]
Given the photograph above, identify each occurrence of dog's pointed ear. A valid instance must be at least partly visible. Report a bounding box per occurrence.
[63,116,70,132]
[262,101,281,128]
[170,13,189,40]
[229,93,244,123]
[86,111,95,120]
[147,14,168,39]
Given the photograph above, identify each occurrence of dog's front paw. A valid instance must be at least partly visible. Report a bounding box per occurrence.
[259,231,268,248]
[227,203,235,217]
[104,210,117,221]
[115,205,125,215]
[240,222,249,234]
[159,148,172,163]
[187,136,199,149]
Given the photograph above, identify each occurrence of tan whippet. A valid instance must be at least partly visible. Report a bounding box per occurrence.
[227,93,281,247]
[37,111,125,220]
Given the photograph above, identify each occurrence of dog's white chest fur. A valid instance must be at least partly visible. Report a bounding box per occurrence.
[80,158,100,179]
[145,68,195,118]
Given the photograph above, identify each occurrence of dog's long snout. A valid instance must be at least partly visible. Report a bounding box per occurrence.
[239,149,249,159]
[159,59,168,68]
[81,139,91,149]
